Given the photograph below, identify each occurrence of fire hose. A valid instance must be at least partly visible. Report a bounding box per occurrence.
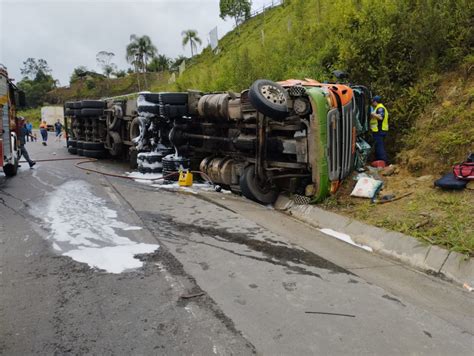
[20,157,215,185]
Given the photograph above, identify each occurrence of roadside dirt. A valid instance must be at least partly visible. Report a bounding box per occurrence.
[322,167,474,256]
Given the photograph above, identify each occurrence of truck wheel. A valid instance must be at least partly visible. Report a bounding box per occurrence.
[68,147,78,155]
[106,131,123,156]
[249,79,289,120]
[81,100,106,109]
[3,163,18,177]
[81,108,104,117]
[83,149,108,159]
[239,165,278,204]
[137,105,159,115]
[129,149,138,169]
[108,105,122,131]
[130,117,141,142]
[83,142,105,151]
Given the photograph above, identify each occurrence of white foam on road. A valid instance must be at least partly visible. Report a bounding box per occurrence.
[319,228,373,252]
[31,180,159,273]
[126,171,222,194]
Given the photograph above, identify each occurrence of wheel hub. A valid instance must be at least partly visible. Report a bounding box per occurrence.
[260,85,287,105]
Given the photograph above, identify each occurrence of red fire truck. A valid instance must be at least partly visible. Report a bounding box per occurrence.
[0,65,25,177]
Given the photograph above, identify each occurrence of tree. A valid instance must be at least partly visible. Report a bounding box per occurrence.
[170,55,187,72]
[70,66,88,84]
[126,34,158,73]
[147,54,171,72]
[181,30,202,57]
[96,51,117,78]
[18,58,56,107]
[114,69,127,78]
[219,0,251,28]
[20,58,52,80]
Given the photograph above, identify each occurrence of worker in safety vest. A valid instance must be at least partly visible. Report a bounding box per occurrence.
[370,95,389,163]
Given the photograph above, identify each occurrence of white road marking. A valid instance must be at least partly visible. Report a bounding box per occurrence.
[319,228,373,252]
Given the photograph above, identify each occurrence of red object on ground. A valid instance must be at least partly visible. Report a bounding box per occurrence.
[371,160,386,168]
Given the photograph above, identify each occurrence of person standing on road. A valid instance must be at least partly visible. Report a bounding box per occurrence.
[18,117,36,168]
[39,120,48,146]
[54,119,63,141]
[25,120,33,142]
[370,95,389,164]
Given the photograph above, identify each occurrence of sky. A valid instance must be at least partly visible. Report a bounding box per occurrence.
[0,0,270,86]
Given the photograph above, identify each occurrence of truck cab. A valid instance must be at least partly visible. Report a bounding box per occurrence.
[0,65,25,177]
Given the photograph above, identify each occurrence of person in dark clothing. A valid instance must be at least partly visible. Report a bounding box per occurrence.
[54,119,63,141]
[25,120,33,142]
[18,117,36,168]
[39,120,48,146]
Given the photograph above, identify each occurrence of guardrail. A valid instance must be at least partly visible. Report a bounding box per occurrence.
[249,0,283,18]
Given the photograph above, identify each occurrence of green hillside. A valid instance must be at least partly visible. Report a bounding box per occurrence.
[46,72,172,103]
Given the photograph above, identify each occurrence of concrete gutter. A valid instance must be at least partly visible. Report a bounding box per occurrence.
[274,194,474,288]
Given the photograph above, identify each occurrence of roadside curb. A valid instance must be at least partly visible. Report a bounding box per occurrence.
[273,194,474,287]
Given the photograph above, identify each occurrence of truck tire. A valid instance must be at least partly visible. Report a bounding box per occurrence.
[239,165,278,204]
[68,139,77,148]
[76,140,85,149]
[130,117,141,142]
[3,163,18,177]
[77,148,84,156]
[139,92,188,105]
[83,149,107,159]
[157,93,188,105]
[81,100,106,109]
[106,131,123,156]
[83,142,104,150]
[108,105,122,131]
[129,149,138,169]
[249,79,289,120]
[68,147,78,155]
[137,105,159,115]
[81,108,104,117]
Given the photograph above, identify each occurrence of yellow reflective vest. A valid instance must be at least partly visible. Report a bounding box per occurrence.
[370,103,389,132]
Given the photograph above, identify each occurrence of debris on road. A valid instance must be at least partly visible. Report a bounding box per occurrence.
[180,292,205,299]
[305,311,356,318]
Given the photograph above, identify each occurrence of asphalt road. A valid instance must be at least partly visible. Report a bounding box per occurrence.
[0,137,473,355]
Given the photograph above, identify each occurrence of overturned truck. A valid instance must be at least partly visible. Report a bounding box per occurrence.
[64,79,371,204]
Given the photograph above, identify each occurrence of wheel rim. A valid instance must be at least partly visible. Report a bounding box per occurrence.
[260,84,287,105]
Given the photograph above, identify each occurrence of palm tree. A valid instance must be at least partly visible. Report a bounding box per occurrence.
[126,34,157,73]
[181,30,202,57]
[147,54,171,72]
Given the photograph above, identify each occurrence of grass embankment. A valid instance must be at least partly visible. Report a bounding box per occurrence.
[46,72,173,103]
[17,107,41,128]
